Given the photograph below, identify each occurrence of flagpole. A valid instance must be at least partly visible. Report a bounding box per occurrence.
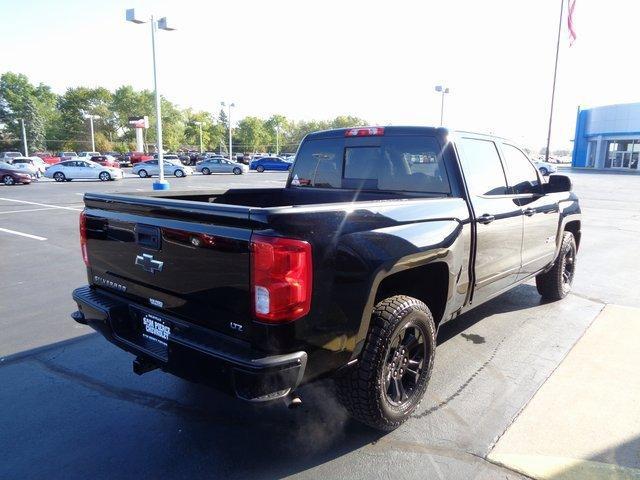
[545,0,565,163]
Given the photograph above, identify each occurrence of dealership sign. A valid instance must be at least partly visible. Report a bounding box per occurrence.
[128,116,149,129]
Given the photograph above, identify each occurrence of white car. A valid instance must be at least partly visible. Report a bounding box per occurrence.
[78,151,101,158]
[9,157,41,178]
[534,161,558,176]
[132,160,193,178]
[45,160,124,182]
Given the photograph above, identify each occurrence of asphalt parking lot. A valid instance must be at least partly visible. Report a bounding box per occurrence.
[1,169,639,479]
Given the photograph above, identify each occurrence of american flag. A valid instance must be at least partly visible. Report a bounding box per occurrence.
[567,0,577,46]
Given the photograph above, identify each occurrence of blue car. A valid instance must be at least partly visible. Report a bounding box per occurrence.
[249,156,292,172]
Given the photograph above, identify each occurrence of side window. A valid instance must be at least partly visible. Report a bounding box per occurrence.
[456,138,508,196]
[501,144,541,194]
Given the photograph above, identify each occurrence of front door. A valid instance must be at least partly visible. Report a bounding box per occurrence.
[500,143,560,278]
[456,136,524,304]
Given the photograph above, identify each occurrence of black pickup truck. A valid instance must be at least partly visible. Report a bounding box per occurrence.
[72,126,580,430]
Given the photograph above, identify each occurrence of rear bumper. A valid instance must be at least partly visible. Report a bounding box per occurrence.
[71,285,307,401]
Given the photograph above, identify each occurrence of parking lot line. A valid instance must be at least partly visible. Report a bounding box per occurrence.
[0,207,56,215]
[0,197,82,212]
[0,227,47,241]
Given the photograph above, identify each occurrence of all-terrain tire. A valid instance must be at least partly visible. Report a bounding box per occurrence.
[335,295,436,431]
[535,231,577,301]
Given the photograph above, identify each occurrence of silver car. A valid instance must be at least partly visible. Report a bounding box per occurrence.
[196,158,248,175]
[44,160,124,182]
[132,160,193,178]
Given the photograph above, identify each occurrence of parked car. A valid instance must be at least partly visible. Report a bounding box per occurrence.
[90,155,120,168]
[249,156,292,172]
[59,151,78,161]
[71,126,580,431]
[0,151,23,162]
[196,157,248,175]
[129,152,154,165]
[534,161,558,176]
[0,162,32,185]
[45,160,124,182]
[78,151,101,159]
[132,159,193,178]
[9,157,41,178]
[33,152,61,165]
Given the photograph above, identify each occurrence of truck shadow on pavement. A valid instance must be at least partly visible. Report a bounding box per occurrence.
[0,283,548,480]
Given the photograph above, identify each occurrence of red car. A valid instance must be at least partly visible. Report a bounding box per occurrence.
[90,155,120,168]
[33,152,61,166]
[0,165,32,185]
[129,151,153,165]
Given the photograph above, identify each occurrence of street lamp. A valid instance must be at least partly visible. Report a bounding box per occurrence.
[84,114,100,152]
[221,102,235,160]
[275,123,280,156]
[194,121,203,153]
[20,119,28,156]
[126,8,176,191]
[435,85,450,127]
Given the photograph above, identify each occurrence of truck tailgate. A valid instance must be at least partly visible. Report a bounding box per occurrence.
[83,193,254,341]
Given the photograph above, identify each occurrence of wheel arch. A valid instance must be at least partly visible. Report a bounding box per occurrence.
[373,262,450,328]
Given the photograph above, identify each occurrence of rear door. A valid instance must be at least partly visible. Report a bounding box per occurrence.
[500,143,560,278]
[456,136,524,303]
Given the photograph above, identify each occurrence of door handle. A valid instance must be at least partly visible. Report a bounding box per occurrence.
[477,213,495,224]
[524,208,536,217]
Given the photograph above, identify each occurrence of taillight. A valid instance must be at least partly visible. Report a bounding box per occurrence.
[345,127,385,137]
[79,210,89,266]
[251,234,312,323]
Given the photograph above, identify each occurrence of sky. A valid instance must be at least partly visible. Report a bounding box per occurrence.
[1,0,638,151]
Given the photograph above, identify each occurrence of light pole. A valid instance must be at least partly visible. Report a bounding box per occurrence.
[194,121,204,153]
[126,9,175,190]
[275,123,280,156]
[85,114,100,152]
[435,85,450,126]
[20,119,28,156]
[221,102,235,160]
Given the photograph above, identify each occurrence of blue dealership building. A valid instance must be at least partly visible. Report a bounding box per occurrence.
[572,102,640,171]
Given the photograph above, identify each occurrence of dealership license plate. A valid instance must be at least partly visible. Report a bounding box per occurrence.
[141,313,171,348]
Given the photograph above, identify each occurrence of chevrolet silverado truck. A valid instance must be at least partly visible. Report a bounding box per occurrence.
[71,126,580,430]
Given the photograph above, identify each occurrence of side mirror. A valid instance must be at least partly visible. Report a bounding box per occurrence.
[543,174,572,193]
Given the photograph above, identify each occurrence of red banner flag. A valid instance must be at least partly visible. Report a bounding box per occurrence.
[568,0,577,46]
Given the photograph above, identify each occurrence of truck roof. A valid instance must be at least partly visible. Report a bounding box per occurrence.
[304,126,449,140]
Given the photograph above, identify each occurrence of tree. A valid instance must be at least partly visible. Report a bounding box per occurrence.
[218,108,228,126]
[57,87,113,150]
[24,97,45,152]
[235,117,271,152]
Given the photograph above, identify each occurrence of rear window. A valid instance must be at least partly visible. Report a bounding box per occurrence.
[290,135,449,193]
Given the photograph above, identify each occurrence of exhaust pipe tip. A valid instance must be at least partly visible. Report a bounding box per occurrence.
[285,394,303,409]
[71,310,86,325]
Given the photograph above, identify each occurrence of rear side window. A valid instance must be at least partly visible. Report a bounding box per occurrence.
[501,144,541,194]
[291,135,450,194]
[456,138,508,196]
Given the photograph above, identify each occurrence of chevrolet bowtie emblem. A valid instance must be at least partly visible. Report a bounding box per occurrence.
[135,253,164,274]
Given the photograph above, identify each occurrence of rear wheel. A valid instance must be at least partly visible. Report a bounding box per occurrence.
[539,167,549,176]
[256,165,265,173]
[53,172,66,182]
[233,167,242,175]
[336,295,436,431]
[202,167,211,175]
[99,171,111,181]
[3,175,15,186]
[175,169,185,178]
[535,232,577,300]
[138,169,148,178]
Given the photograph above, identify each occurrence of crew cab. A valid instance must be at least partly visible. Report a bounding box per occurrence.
[71,126,580,430]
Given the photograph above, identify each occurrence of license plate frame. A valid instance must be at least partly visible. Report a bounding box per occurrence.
[140,312,171,356]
